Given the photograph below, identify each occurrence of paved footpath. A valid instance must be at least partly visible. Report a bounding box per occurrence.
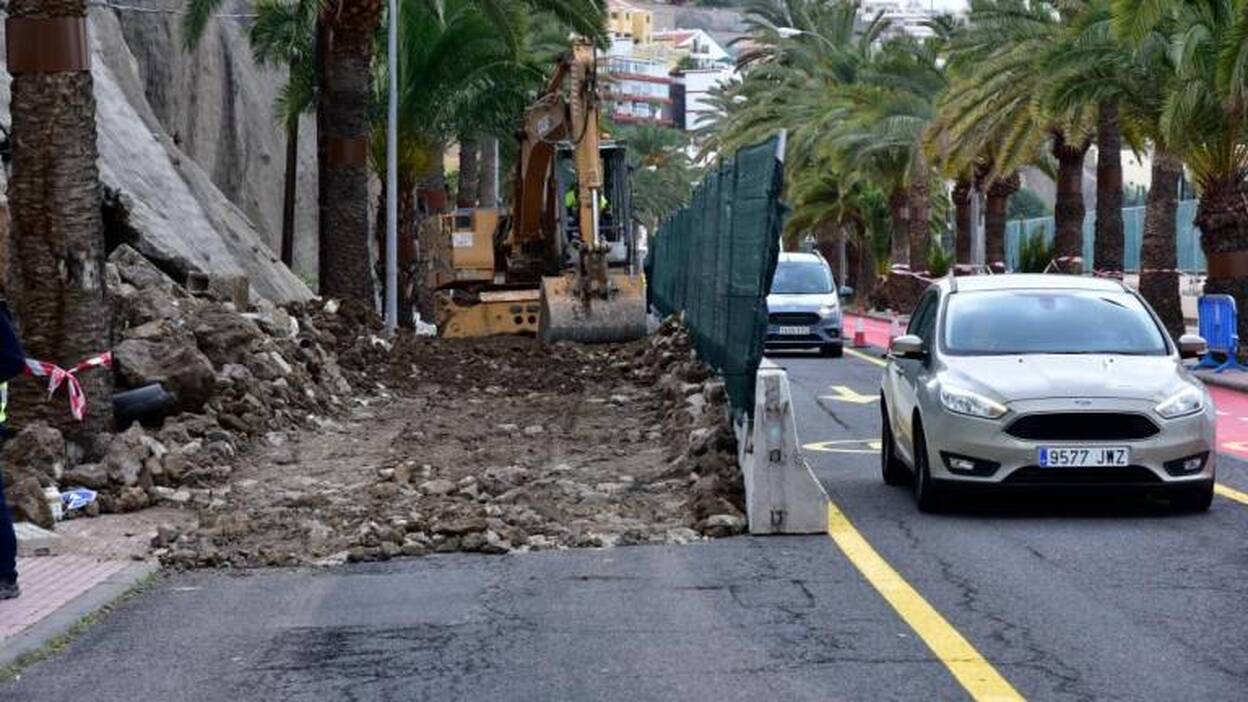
[0,513,169,669]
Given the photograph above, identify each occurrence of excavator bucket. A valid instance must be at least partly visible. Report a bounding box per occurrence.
[539,274,647,344]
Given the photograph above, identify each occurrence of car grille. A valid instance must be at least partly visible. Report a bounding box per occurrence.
[1005,413,1159,441]
[769,312,822,326]
[1003,465,1161,485]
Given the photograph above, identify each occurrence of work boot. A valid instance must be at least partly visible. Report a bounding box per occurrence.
[0,578,19,600]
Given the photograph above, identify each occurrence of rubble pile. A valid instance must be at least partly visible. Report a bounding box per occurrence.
[4,246,751,567]
[635,317,747,537]
[151,320,748,568]
[1,244,355,529]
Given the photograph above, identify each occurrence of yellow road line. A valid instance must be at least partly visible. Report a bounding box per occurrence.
[1215,483,1248,505]
[826,503,1025,701]
[845,347,886,368]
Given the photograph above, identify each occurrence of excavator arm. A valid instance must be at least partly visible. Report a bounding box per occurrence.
[510,39,646,344]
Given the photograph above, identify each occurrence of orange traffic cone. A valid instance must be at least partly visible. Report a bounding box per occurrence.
[852,316,868,347]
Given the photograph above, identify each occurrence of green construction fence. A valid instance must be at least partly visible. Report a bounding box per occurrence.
[643,135,785,416]
[1004,201,1205,272]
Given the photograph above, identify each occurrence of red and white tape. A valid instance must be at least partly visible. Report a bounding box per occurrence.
[23,351,113,421]
[888,264,934,284]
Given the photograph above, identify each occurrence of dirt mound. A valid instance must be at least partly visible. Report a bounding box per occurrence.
[157,318,747,568]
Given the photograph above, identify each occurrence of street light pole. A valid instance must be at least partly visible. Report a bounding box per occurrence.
[384,0,399,330]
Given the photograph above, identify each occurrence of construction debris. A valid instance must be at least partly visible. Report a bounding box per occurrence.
[2,243,749,568]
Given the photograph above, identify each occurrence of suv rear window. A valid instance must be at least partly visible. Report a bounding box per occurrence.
[943,290,1168,356]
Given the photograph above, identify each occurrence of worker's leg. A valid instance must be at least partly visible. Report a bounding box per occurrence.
[0,462,17,597]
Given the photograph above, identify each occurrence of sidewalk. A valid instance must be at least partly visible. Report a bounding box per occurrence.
[0,510,182,670]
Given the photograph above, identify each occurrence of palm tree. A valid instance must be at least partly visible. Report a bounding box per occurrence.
[184,0,319,271]
[940,0,1097,269]
[457,138,480,207]
[1047,0,1184,334]
[983,168,1020,271]
[951,176,973,264]
[6,0,113,436]
[1093,102,1125,274]
[1039,0,1131,274]
[369,0,543,324]
[315,0,383,306]
[1113,0,1248,340]
[614,123,700,233]
[251,0,319,269]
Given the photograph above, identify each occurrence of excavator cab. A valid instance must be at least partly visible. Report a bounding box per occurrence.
[552,141,636,272]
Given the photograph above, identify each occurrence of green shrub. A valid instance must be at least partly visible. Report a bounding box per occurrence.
[927,244,952,277]
[1017,228,1053,273]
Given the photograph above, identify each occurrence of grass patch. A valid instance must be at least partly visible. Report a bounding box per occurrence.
[0,569,161,683]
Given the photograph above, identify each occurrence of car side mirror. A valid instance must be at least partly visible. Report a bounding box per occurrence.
[1178,334,1207,359]
[891,334,925,359]
[839,285,854,299]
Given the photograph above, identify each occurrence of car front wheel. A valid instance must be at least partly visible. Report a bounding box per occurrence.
[912,421,944,512]
[881,401,908,486]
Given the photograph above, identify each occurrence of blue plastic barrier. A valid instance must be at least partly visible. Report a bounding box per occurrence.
[1195,295,1247,373]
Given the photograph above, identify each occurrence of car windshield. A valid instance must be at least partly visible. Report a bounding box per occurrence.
[771,261,833,294]
[943,289,1168,356]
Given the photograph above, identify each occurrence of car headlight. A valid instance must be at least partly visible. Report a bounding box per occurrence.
[1156,385,1204,419]
[818,304,839,318]
[939,384,1007,419]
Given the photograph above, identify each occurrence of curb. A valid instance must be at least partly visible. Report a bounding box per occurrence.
[1193,370,1248,394]
[0,562,158,671]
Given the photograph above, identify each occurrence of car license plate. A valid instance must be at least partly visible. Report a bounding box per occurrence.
[778,326,809,335]
[1038,447,1130,467]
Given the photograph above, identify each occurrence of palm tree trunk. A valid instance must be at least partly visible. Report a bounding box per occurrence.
[1094,102,1124,275]
[1195,173,1248,345]
[953,176,972,265]
[1140,151,1183,340]
[280,116,298,268]
[985,174,1018,272]
[7,0,113,438]
[854,223,877,302]
[458,137,480,208]
[908,154,931,271]
[397,181,418,327]
[1052,132,1090,270]
[888,186,909,268]
[316,2,381,305]
[478,136,499,207]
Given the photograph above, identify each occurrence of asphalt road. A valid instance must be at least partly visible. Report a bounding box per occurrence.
[780,346,1248,700]
[4,350,1248,701]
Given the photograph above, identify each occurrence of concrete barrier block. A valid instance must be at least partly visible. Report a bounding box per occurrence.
[737,362,828,534]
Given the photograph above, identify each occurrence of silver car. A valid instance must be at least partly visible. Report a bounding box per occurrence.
[880,274,1215,512]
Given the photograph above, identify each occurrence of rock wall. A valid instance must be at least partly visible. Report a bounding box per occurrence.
[115,1,320,279]
[0,8,313,304]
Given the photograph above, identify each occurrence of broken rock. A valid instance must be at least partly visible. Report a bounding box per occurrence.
[701,513,746,538]
[1,422,67,485]
[104,425,151,487]
[62,463,110,490]
[114,336,216,413]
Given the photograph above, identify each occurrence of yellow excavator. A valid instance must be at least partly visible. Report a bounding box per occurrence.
[434,39,646,344]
